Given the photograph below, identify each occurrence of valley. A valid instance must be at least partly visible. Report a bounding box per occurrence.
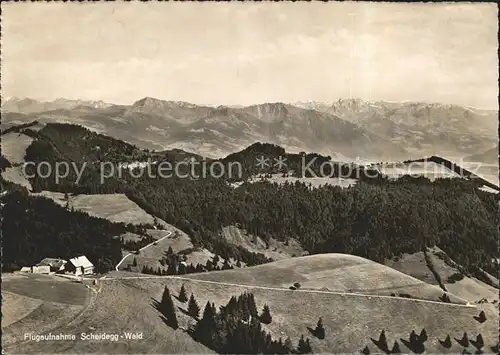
[1,117,498,354]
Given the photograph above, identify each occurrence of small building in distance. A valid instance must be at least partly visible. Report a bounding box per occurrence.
[37,258,67,273]
[66,255,94,276]
[32,265,50,274]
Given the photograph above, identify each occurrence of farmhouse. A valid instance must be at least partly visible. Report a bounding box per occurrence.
[32,265,50,274]
[66,255,94,276]
[37,258,67,273]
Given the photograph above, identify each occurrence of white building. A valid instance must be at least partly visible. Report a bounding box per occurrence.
[32,265,50,274]
[37,258,67,273]
[68,255,94,276]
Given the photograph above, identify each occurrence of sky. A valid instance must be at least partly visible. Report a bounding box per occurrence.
[2,2,498,109]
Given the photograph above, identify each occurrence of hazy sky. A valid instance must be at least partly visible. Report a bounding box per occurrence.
[2,2,498,109]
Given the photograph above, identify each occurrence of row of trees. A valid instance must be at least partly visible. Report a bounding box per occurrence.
[121,235,156,251]
[140,261,233,276]
[364,328,495,354]
[139,251,239,275]
[156,286,315,354]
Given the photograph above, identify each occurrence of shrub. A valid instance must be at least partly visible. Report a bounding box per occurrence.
[447,272,464,283]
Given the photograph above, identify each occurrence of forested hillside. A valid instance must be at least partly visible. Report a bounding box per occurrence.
[1,189,127,272]
[20,123,500,277]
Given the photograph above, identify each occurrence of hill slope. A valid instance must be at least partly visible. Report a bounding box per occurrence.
[184,254,469,304]
[4,257,498,354]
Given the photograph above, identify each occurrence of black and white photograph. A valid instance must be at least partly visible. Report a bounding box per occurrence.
[1,2,498,354]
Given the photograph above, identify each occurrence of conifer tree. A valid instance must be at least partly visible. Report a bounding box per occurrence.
[409,330,418,343]
[186,263,196,273]
[297,335,312,354]
[419,328,428,342]
[167,260,177,275]
[472,334,484,350]
[476,310,487,323]
[259,304,272,324]
[222,258,231,270]
[247,292,258,318]
[193,301,216,345]
[459,332,469,347]
[306,338,312,353]
[205,259,213,271]
[490,341,499,354]
[378,329,388,352]
[441,334,452,348]
[315,317,325,339]
[158,286,178,329]
[391,340,401,354]
[178,262,186,274]
[361,345,370,354]
[213,254,220,265]
[178,284,188,303]
[188,293,200,319]
[132,257,137,267]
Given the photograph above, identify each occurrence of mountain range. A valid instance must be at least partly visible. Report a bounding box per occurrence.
[2,96,497,161]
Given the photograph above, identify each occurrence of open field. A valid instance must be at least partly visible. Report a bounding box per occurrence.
[0,132,33,164]
[70,194,161,225]
[183,254,469,304]
[3,254,498,354]
[427,248,499,303]
[2,291,43,328]
[221,225,307,260]
[116,275,497,354]
[3,274,89,305]
[238,174,358,189]
[2,166,33,189]
[374,161,461,181]
[2,276,213,354]
[387,247,499,304]
[2,274,91,349]
[29,192,171,227]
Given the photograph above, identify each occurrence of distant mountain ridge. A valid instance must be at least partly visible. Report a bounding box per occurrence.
[294,98,498,159]
[464,145,498,164]
[2,97,113,113]
[2,96,497,161]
